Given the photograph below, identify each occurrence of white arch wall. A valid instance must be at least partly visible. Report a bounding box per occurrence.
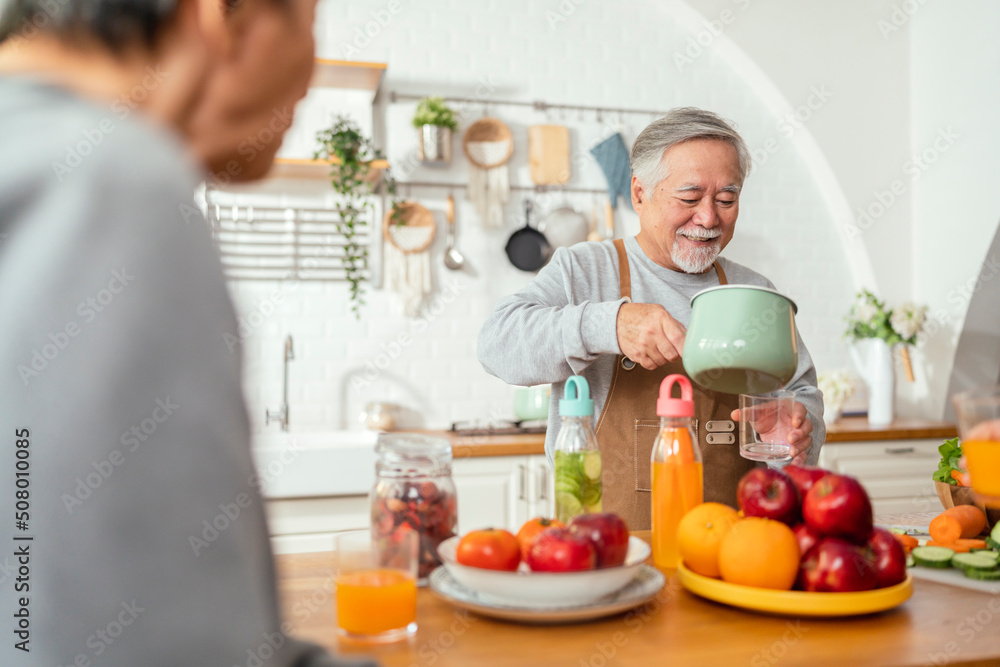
[230,0,876,433]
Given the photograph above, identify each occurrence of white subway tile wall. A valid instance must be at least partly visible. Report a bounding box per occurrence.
[225,0,858,436]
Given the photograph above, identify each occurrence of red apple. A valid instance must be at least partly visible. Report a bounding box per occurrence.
[525,527,597,572]
[793,523,821,559]
[802,474,873,542]
[797,537,879,592]
[784,464,830,498]
[866,527,908,588]
[736,468,801,526]
[568,513,630,568]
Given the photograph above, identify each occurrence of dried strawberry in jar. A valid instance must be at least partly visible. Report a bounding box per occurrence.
[371,434,457,583]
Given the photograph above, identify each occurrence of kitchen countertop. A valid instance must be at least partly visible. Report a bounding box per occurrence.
[275,531,1000,667]
[422,418,958,459]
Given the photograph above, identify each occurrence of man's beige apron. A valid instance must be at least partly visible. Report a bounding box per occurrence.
[594,239,755,530]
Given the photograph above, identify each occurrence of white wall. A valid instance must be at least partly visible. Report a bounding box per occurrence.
[228,0,988,435]
[911,1,1000,416]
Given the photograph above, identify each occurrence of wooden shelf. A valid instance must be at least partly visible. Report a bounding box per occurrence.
[269,157,389,180]
[311,59,386,92]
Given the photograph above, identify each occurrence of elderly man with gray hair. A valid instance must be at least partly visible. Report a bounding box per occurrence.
[478,107,824,529]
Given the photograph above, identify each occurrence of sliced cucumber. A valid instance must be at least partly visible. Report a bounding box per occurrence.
[952,553,999,571]
[992,522,1000,543]
[964,568,1000,581]
[987,536,1000,551]
[971,550,1000,564]
[912,545,956,568]
[906,553,915,568]
[582,451,602,479]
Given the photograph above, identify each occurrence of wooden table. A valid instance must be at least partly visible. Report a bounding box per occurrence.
[275,532,1000,667]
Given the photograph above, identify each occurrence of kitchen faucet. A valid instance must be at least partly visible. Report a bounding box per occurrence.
[265,334,294,431]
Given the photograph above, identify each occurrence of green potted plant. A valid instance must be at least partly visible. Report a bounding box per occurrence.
[412,96,458,165]
[314,115,398,317]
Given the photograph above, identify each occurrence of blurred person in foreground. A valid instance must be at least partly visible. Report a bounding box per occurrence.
[0,0,375,665]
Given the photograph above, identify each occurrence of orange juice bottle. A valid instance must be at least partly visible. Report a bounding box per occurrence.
[651,374,703,569]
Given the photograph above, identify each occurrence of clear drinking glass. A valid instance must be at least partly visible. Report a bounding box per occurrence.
[334,529,418,643]
[952,385,1000,507]
[739,391,795,462]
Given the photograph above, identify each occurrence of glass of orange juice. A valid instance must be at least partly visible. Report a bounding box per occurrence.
[335,528,418,642]
[953,385,1000,508]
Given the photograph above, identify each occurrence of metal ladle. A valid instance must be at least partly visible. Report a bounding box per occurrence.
[443,194,466,271]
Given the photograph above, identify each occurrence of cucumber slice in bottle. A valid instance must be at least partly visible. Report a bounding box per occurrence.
[555,491,582,521]
[581,481,602,509]
[583,451,602,479]
[912,545,956,568]
[952,552,999,571]
[964,568,1000,581]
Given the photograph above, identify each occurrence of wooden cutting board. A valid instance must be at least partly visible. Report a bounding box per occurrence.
[529,125,571,185]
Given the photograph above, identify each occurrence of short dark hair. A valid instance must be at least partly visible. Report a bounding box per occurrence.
[0,0,183,51]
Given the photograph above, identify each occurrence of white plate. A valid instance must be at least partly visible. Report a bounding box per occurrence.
[436,535,651,607]
[429,564,665,624]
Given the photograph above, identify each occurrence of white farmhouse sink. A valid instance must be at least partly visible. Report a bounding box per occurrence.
[251,430,379,499]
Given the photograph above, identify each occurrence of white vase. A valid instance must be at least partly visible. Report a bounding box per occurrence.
[849,339,895,426]
[823,404,842,426]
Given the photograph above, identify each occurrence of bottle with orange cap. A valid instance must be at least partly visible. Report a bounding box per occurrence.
[651,374,704,569]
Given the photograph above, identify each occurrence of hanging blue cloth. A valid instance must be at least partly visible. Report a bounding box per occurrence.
[590,132,633,211]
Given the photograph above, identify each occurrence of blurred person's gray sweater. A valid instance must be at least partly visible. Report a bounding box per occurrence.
[0,77,374,667]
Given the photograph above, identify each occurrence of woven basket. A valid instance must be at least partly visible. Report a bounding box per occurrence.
[462,118,514,169]
[935,481,1000,530]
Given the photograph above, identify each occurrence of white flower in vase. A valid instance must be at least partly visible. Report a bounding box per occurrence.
[890,303,927,342]
[819,370,855,425]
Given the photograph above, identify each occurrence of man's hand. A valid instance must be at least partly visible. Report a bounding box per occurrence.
[615,303,687,370]
[731,401,814,464]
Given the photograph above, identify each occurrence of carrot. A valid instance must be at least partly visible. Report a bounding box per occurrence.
[929,506,988,543]
[944,506,988,537]
[930,515,963,543]
[950,470,970,486]
[926,540,972,553]
[894,533,919,552]
[955,538,988,550]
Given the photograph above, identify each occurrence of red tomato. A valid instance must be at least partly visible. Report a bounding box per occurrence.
[515,517,565,560]
[456,529,521,571]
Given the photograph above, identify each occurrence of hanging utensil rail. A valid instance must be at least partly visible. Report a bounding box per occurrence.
[389,91,668,119]
[394,180,607,195]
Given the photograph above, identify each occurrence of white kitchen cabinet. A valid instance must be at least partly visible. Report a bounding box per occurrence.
[265,495,369,554]
[818,439,942,517]
[452,455,553,534]
[266,453,555,553]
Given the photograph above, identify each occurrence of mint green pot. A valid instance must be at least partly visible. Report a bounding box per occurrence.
[682,285,799,395]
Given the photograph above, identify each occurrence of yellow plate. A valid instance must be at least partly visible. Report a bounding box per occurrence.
[678,564,913,617]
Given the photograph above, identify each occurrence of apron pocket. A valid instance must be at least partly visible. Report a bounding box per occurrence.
[633,419,660,492]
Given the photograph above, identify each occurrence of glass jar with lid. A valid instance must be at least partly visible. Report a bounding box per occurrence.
[371,433,458,582]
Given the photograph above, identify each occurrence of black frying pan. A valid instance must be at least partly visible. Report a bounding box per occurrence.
[505,200,552,272]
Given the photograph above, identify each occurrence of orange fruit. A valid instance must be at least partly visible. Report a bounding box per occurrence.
[677,503,740,578]
[718,517,800,590]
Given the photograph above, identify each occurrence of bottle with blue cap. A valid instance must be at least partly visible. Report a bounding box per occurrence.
[553,375,602,523]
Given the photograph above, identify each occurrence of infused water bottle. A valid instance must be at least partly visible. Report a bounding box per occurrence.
[553,375,602,523]
[651,374,704,569]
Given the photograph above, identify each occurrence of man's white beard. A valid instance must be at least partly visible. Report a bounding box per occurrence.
[671,238,722,273]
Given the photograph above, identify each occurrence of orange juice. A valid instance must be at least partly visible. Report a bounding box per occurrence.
[335,569,416,636]
[652,455,704,569]
[963,440,1000,502]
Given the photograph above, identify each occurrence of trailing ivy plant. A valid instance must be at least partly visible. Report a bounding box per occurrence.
[314,115,398,318]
